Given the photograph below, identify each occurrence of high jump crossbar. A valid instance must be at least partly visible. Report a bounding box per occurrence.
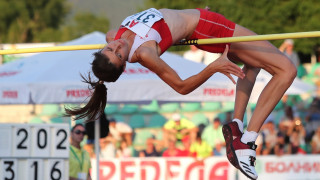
[1,31,320,55]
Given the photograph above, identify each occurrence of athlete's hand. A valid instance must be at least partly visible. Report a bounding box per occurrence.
[209,45,245,84]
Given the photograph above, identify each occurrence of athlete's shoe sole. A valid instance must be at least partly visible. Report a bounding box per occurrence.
[222,124,240,169]
[223,122,258,180]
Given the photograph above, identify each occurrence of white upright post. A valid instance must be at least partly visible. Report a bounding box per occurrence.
[94,118,100,180]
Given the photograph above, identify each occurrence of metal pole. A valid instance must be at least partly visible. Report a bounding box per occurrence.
[94,118,100,180]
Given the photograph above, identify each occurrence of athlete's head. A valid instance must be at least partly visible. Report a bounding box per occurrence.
[93,39,130,82]
[64,39,129,122]
[91,50,125,82]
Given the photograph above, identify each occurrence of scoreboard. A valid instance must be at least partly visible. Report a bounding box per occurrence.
[0,123,69,180]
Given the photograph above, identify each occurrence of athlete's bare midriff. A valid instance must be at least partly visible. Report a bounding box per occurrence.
[159,9,200,44]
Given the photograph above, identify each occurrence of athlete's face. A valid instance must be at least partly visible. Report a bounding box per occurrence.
[102,39,129,68]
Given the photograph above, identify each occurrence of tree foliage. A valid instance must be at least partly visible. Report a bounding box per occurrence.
[145,0,320,54]
[61,13,109,41]
[38,13,110,42]
[0,0,109,43]
[0,0,68,43]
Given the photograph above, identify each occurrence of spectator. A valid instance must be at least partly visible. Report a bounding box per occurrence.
[179,135,191,157]
[99,135,117,160]
[280,105,295,122]
[261,121,278,155]
[69,124,92,180]
[306,59,320,84]
[311,126,320,154]
[289,119,306,154]
[279,39,300,68]
[109,118,133,146]
[183,45,205,63]
[139,138,161,157]
[278,106,295,143]
[290,130,306,154]
[274,132,292,156]
[163,113,198,144]
[116,140,132,158]
[279,39,308,79]
[305,97,320,140]
[201,117,225,156]
[162,138,184,157]
[190,132,213,160]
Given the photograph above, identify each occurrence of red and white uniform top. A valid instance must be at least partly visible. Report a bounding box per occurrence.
[114,8,172,62]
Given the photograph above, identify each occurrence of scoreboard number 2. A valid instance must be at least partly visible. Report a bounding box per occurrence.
[17,128,28,149]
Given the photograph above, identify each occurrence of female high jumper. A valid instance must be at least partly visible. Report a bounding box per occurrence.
[65,8,297,179]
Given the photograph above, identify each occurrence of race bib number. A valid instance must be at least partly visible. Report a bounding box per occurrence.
[121,8,163,37]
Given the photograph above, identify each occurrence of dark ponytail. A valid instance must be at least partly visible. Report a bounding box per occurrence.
[64,73,107,122]
[64,50,125,122]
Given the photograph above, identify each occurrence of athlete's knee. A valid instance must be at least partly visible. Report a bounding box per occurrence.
[284,58,297,78]
[280,58,297,83]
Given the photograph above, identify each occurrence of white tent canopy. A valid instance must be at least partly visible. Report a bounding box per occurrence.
[0,32,315,105]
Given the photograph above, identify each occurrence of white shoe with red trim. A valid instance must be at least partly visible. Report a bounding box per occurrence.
[232,137,258,180]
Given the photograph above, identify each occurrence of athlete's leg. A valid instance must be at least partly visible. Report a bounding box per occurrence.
[221,64,261,174]
[233,65,261,122]
[229,24,297,133]
[225,24,296,180]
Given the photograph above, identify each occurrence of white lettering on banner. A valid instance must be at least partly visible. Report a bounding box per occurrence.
[120,8,163,38]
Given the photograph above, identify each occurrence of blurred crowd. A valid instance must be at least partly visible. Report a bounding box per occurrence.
[256,96,320,155]
[77,96,320,162]
[82,112,221,160]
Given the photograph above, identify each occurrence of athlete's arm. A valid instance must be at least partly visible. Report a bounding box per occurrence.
[138,45,245,95]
